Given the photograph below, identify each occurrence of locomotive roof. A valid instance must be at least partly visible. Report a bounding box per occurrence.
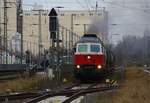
[78,34,101,43]
[78,37,100,43]
[83,34,98,38]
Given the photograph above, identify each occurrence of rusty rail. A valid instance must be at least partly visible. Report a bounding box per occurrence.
[0,92,42,101]
[62,83,117,103]
[0,82,119,103]
[26,84,119,103]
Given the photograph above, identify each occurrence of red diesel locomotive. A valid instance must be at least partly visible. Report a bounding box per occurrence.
[74,34,115,80]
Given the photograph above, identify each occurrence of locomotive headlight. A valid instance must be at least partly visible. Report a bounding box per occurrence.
[97,65,102,69]
[76,65,80,69]
[87,56,91,59]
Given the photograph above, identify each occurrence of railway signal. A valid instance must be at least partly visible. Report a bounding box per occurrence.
[49,8,58,47]
[48,8,60,80]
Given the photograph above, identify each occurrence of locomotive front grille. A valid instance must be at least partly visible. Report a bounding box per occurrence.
[82,65,96,69]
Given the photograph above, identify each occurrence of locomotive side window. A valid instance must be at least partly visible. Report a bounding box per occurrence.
[78,44,88,52]
[91,45,100,52]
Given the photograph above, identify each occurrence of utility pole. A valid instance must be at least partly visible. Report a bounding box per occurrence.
[84,24,86,34]
[95,1,98,14]
[4,0,8,64]
[0,5,1,46]
[83,24,89,34]
[68,30,71,61]
[33,9,43,61]
[16,0,23,64]
[144,30,148,65]
[61,26,64,48]
[68,30,71,51]
[65,29,68,49]
[0,4,4,62]
[38,10,43,61]
[71,14,74,47]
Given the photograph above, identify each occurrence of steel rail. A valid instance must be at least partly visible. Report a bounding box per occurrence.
[26,85,119,103]
[62,83,98,103]
[0,82,81,102]
[144,69,150,74]
[63,86,118,103]
[64,82,81,90]
[0,92,42,101]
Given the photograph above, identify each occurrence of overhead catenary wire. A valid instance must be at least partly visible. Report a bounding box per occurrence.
[2,0,150,28]
[74,0,91,13]
[75,0,87,9]
[101,1,150,14]
[87,0,93,8]
[6,0,150,14]
[84,0,91,12]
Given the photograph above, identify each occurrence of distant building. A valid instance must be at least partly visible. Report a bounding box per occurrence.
[0,0,17,46]
[0,2,108,55]
[23,8,108,47]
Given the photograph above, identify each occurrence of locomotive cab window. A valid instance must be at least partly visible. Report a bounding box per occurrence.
[90,44,100,53]
[78,44,88,52]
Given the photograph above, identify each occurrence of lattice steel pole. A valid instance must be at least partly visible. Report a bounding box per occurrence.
[17,0,23,64]
[4,0,8,64]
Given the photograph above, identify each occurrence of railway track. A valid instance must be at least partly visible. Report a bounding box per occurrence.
[0,92,44,102]
[0,82,81,102]
[144,69,150,74]
[26,82,119,103]
[0,67,123,103]
[62,83,100,103]
[0,82,119,103]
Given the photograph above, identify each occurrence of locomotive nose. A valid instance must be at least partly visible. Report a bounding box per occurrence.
[97,65,102,69]
[87,55,91,59]
[76,65,80,69]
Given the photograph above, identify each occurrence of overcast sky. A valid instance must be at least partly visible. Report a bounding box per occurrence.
[107,0,150,44]
[23,0,102,10]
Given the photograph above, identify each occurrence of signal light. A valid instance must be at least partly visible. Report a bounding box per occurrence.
[87,56,91,59]
[76,65,80,69]
[97,65,102,69]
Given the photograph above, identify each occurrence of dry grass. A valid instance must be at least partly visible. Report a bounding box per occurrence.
[0,75,49,95]
[113,67,150,103]
[1,66,150,103]
[83,66,150,103]
[0,74,73,95]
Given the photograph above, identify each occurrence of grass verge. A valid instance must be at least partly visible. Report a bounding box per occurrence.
[81,66,150,103]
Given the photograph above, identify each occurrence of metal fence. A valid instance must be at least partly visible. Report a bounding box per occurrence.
[0,25,80,66]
